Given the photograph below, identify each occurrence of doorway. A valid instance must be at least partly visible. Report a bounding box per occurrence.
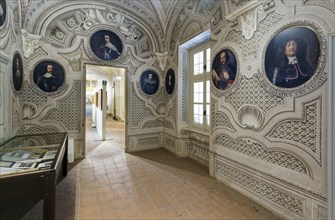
[84,64,126,154]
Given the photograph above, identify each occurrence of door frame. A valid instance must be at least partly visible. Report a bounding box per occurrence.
[83,62,128,156]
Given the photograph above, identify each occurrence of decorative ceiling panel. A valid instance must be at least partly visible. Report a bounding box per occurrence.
[149,0,179,33]
[21,0,220,52]
[22,0,182,51]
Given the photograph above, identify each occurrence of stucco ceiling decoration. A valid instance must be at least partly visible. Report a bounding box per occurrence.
[20,0,30,27]
[22,0,178,51]
[52,6,144,43]
[149,0,179,33]
[22,0,224,53]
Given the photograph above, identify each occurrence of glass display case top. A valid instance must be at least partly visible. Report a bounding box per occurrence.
[0,133,67,176]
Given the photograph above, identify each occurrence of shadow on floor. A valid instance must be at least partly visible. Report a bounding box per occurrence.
[129,148,209,177]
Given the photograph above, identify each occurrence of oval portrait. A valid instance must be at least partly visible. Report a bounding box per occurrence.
[0,0,6,27]
[265,27,319,88]
[90,30,123,61]
[140,70,159,95]
[165,69,175,95]
[12,52,23,92]
[212,49,237,90]
[33,61,65,93]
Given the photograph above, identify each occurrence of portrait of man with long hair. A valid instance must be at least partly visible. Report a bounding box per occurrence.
[265,27,320,88]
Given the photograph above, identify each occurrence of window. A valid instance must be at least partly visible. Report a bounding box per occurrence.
[189,44,211,131]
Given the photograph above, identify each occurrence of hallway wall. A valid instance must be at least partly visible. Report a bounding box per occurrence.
[208,1,334,219]
[2,0,220,158]
[1,1,334,219]
[0,0,24,140]
[3,0,170,158]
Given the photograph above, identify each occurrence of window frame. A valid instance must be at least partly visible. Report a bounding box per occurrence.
[189,43,211,132]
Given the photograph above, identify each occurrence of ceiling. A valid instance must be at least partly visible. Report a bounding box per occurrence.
[20,0,222,53]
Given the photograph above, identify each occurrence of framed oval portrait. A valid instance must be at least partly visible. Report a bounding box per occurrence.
[165,69,175,95]
[140,70,159,95]
[33,61,65,93]
[0,0,6,27]
[265,26,320,88]
[212,49,237,90]
[90,30,123,61]
[12,52,23,92]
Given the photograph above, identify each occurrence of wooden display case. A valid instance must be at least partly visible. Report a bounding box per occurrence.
[0,133,68,220]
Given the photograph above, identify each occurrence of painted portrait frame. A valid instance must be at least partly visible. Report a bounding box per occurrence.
[89,29,123,62]
[261,21,327,97]
[140,70,159,95]
[0,0,6,28]
[12,52,23,92]
[165,68,175,95]
[211,48,237,91]
[265,26,320,89]
[32,60,65,94]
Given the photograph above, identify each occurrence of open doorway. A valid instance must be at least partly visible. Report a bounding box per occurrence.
[84,64,126,154]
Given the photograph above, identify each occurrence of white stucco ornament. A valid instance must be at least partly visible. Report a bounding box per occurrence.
[225,0,265,40]
[155,51,168,71]
[66,17,77,27]
[55,28,65,40]
[239,5,263,40]
[156,103,166,115]
[237,105,264,129]
[22,103,37,119]
[76,7,138,40]
[22,30,41,58]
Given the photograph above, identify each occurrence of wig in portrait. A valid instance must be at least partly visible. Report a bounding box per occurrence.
[265,27,320,88]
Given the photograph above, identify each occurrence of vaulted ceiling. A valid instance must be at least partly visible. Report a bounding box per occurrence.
[20,0,222,53]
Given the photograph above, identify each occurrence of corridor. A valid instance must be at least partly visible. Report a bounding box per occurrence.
[22,117,281,219]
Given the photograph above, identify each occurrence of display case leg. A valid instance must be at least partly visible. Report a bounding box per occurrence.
[43,174,56,220]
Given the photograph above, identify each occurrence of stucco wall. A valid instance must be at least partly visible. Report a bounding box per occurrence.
[208,1,334,219]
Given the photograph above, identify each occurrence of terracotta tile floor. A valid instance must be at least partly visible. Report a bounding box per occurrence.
[22,117,282,219]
